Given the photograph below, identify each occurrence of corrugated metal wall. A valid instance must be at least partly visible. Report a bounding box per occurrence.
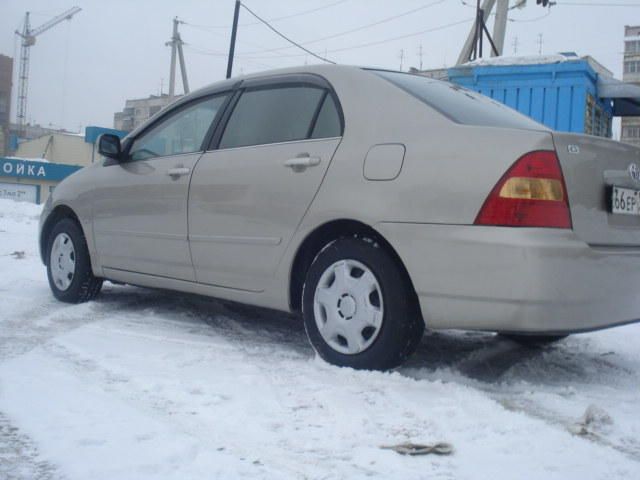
[448,60,612,137]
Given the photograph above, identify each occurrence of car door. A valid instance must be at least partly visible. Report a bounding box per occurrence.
[189,75,344,291]
[92,93,228,280]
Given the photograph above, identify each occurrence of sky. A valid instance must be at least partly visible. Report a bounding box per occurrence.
[0,0,638,132]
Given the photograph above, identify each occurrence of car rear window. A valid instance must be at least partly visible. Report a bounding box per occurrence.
[371,69,546,130]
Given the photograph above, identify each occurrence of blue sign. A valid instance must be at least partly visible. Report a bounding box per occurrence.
[84,126,127,145]
[0,157,82,182]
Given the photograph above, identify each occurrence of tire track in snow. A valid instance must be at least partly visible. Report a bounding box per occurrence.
[38,330,314,479]
[403,332,640,464]
[39,316,458,480]
[0,411,64,480]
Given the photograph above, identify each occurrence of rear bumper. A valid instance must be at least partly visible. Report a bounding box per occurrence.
[375,222,640,334]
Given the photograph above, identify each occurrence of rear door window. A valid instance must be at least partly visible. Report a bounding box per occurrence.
[371,69,546,130]
[219,86,326,149]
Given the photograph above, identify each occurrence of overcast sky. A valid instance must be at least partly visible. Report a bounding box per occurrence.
[0,0,637,132]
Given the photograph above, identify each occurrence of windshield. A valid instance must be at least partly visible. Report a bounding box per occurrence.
[371,69,547,131]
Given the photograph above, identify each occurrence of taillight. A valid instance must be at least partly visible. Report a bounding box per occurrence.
[474,150,572,229]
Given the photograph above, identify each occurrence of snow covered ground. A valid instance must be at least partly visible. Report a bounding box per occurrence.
[1,197,639,479]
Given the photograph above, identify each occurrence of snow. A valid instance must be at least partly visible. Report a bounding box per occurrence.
[464,54,572,67]
[5,156,50,164]
[1,197,640,479]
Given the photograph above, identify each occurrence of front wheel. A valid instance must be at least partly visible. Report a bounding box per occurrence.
[302,237,424,370]
[46,218,103,303]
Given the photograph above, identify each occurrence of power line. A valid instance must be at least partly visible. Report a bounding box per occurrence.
[558,1,640,5]
[185,44,277,70]
[241,0,447,55]
[239,2,336,64]
[509,10,552,22]
[188,0,349,29]
[238,18,474,59]
[182,20,291,60]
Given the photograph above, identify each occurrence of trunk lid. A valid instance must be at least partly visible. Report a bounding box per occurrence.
[553,132,640,246]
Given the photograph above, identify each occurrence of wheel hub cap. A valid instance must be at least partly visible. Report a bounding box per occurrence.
[50,232,76,291]
[337,294,357,319]
[313,259,384,355]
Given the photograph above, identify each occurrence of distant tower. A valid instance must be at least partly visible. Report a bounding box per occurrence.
[621,26,640,146]
[537,33,544,55]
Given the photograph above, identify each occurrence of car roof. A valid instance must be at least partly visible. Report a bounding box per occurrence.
[178,64,386,101]
[124,64,378,139]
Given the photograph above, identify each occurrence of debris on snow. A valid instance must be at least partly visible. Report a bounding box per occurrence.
[570,405,614,437]
[380,442,454,456]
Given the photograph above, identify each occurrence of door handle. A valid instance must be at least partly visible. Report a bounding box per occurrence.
[167,167,190,178]
[284,155,321,172]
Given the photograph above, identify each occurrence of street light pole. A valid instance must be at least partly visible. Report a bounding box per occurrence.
[226,0,241,79]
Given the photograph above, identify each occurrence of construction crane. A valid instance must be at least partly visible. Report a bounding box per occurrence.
[14,7,82,136]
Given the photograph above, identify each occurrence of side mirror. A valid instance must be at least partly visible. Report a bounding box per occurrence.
[98,133,122,160]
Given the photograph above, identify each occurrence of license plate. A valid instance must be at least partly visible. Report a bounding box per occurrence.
[611,186,640,216]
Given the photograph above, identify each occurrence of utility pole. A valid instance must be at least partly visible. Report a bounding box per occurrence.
[226,0,241,79]
[492,0,509,57]
[457,0,495,64]
[167,17,189,101]
[399,49,404,71]
[512,36,519,54]
[456,0,499,64]
[418,43,423,70]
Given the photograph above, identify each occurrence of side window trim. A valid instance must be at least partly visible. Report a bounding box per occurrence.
[329,90,345,136]
[199,91,238,152]
[306,90,329,139]
[124,91,231,162]
[207,89,243,151]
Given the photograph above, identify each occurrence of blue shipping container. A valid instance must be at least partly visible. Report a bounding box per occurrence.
[447,59,613,137]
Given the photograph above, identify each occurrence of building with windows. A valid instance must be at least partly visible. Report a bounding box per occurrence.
[113,94,181,132]
[0,54,13,156]
[622,25,640,146]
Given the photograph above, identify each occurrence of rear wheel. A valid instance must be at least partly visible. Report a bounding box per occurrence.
[47,218,102,303]
[302,237,423,370]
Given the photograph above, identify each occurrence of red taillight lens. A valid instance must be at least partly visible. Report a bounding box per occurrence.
[474,150,572,229]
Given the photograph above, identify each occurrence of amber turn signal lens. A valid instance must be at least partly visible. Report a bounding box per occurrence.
[498,177,564,201]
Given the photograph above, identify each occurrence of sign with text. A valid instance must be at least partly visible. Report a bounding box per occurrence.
[0,182,38,203]
[0,157,82,182]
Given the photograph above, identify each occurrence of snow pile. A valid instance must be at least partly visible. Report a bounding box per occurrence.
[0,198,43,223]
[464,54,572,67]
[1,198,640,479]
[4,155,50,163]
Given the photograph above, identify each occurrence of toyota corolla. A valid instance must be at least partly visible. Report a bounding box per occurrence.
[39,65,640,370]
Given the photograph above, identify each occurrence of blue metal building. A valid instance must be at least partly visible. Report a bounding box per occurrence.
[446,54,640,138]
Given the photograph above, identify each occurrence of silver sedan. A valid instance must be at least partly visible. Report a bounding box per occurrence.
[39,65,640,370]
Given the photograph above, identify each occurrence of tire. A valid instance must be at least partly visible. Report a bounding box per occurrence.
[46,218,103,303]
[499,333,568,347]
[302,236,424,370]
